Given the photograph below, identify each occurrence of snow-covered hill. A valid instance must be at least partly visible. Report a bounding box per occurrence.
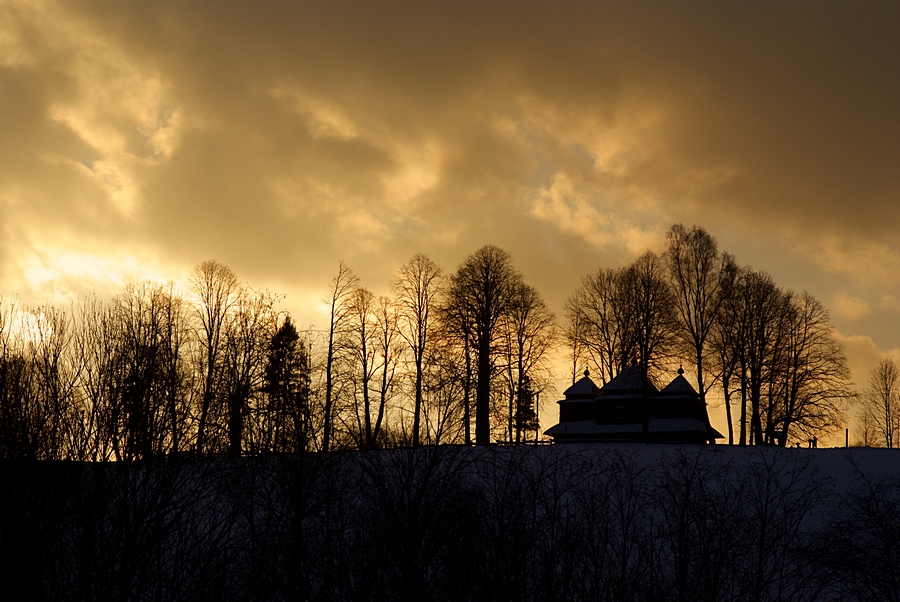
[1,444,898,601]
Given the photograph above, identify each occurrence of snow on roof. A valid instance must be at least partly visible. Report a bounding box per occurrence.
[659,374,698,396]
[563,373,601,398]
[602,365,659,394]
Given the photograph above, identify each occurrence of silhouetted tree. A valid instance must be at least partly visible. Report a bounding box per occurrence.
[446,245,522,444]
[157,289,191,456]
[190,260,241,454]
[857,358,900,448]
[71,296,126,461]
[113,283,191,460]
[514,376,537,442]
[222,289,278,455]
[734,270,785,445]
[437,289,477,444]
[854,409,880,447]
[261,317,311,452]
[624,252,678,387]
[566,252,676,386]
[370,295,400,449]
[26,305,78,460]
[665,223,736,405]
[322,261,358,452]
[499,283,556,442]
[565,268,624,385]
[710,266,749,445]
[345,287,378,449]
[0,298,45,460]
[392,253,444,447]
[420,341,467,444]
[766,291,851,445]
[711,268,851,446]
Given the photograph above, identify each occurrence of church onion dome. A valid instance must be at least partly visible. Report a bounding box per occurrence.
[562,369,601,399]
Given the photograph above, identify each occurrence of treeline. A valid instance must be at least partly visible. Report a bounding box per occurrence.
[1,446,896,601]
[566,224,853,446]
[0,248,556,459]
[0,224,853,459]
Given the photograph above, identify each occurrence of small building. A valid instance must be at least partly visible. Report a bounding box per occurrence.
[544,365,723,444]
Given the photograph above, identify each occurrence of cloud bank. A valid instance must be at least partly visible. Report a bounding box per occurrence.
[1,1,898,386]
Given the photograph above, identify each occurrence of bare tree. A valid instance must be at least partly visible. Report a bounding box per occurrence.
[322,262,359,452]
[665,224,736,404]
[112,283,192,460]
[734,270,785,445]
[345,287,378,449]
[190,260,241,454]
[71,296,127,460]
[713,270,850,446]
[446,245,521,444]
[113,288,159,461]
[27,305,79,460]
[0,298,44,459]
[766,291,851,445]
[222,289,279,455]
[436,290,476,444]
[623,251,678,378]
[392,253,444,447]
[854,407,880,447]
[420,341,467,445]
[371,295,401,448]
[564,268,625,384]
[857,358,900,448]
[566,252,676,386]
[158,287,192,455]
[563,309,588,386]
[710,268,749,445]
[499,283,556,442]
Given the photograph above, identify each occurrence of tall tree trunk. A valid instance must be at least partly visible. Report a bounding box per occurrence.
[722,373,734,445]
[413,356,422,447]
[196,357,214,454]
[508,361,515,444]
[227,389,242,455]
[323,327,335,453]
[739,369,748,445]
[696,347,706,404]
[476,333,491,444]
[751,380,764,446]
[463,339,472,445]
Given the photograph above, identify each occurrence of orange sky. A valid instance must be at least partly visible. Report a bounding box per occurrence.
[1,1,899,437]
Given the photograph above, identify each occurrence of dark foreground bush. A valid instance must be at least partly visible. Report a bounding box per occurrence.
[0,446,895,602]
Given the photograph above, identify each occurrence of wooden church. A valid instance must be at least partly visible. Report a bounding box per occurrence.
[544,365,723,444]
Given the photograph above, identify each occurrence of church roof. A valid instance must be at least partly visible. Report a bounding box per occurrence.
[602,365,659,394]
[563,371,601,398]
[659,373,698,396]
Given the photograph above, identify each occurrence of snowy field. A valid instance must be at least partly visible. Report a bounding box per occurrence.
[1,444,899,601]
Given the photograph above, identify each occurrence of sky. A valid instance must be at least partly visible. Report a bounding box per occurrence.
[1,0,898,437]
